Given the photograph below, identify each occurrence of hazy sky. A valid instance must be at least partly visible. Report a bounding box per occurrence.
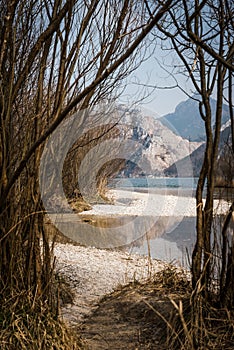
[120,48,194,117]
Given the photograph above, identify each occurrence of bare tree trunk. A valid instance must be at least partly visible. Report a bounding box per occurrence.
[156,0,234,308]
[0,0,173,313]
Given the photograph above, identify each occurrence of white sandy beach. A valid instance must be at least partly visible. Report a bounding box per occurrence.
[80,188,230,217]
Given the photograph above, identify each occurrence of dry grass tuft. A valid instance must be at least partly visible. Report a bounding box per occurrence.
[0,276,86,350]
[0,293,85,350]
[151,265,191,294]
[154,267,234,350]
[115,265,234,349]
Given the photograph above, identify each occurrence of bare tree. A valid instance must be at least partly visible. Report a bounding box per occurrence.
[155,0,234,306]
[0,0,175,346]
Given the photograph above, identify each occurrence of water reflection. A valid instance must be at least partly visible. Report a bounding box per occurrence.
[47,213,197,265]
[129,216,196,267]
[46,185,233,267]
[47,210,233,268]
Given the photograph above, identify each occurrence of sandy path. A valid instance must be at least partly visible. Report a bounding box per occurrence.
[54,243,166,324]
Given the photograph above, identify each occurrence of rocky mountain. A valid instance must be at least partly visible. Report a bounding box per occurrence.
[164,123,233,185]
[159,97,230,142]
[116,100,233,181]
[164,143,205,177]
[116,105,202,177]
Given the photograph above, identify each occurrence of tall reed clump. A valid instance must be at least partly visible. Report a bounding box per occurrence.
[166,286,234,349]
[164,212,234,350]
[0,293,83,350]
[0,212,84,350]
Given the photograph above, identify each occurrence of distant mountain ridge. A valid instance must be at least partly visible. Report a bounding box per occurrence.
[164,124,233,183]
[116,105,202,177]
[160,97,230,142]
[117,98,232,180]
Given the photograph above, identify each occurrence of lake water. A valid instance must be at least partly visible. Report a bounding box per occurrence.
[53,177,231,268]
[109,177,197,267]
[128,215,196,268]
[109,177,198,190]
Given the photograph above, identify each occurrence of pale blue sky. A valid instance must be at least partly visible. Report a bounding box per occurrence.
[120,48,194,117]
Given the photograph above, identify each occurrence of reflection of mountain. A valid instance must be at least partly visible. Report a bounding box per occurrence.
[148,216,232,265]
[159,97,230,142]
[163,217,196,260]
[52,213,196,255]
[123,216,196,266]
[130,216,196,263]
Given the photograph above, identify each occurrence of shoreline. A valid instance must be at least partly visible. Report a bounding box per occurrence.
[46,188,232,269]
[109,186,196,197]
[79,188,230,217]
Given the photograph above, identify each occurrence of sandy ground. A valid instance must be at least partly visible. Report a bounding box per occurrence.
[79,188,230,217]
[54,243,167,324]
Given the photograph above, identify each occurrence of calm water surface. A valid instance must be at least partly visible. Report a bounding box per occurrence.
[55,178,232,267]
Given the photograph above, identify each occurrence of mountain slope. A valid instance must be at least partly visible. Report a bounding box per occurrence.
[164,124,233,183]
[117,106,201,177]
[160,97,230,142]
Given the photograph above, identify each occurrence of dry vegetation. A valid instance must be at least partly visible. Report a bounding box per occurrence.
[80,266,234,350]
[0,285,83,350]
[0,0,233,349]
